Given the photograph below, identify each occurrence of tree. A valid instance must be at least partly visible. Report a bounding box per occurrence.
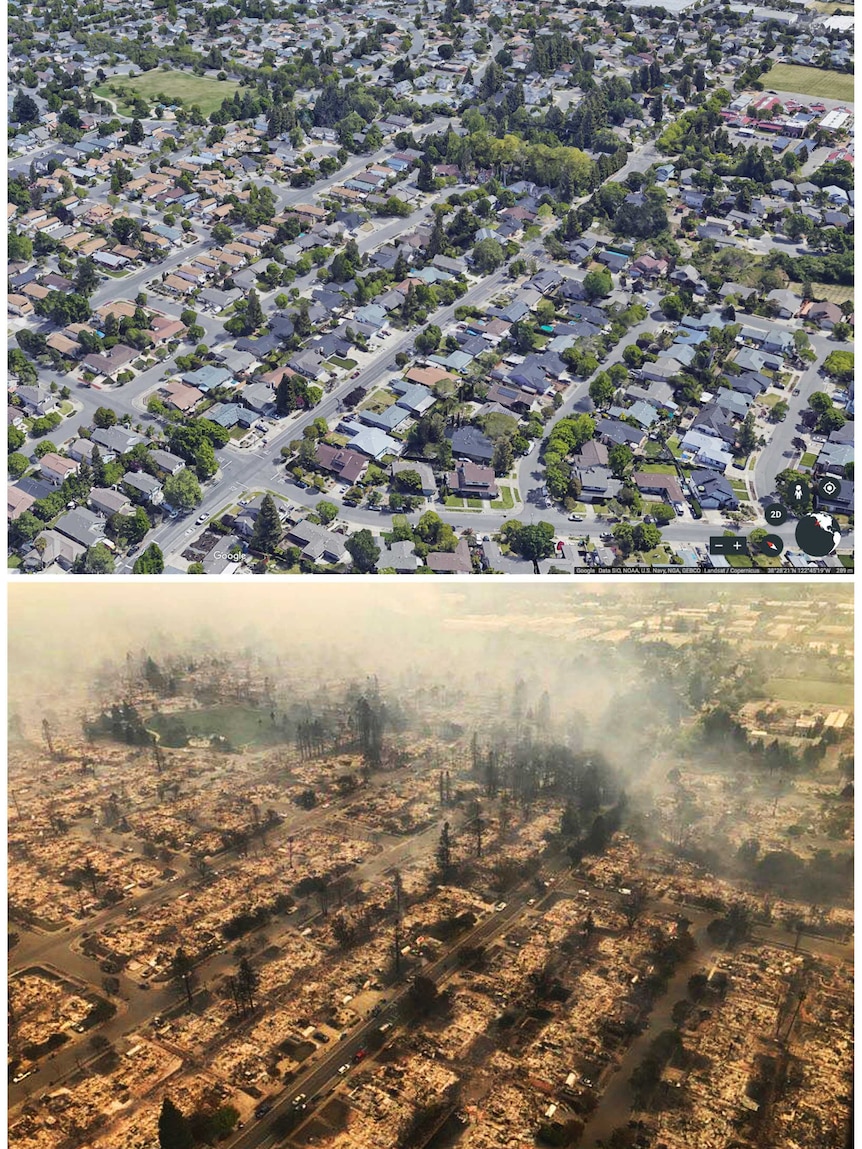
[81,544,115,574]
[8,452,29,479]
[823,351,853,382]
[652,502,675,525]
[158,1097,194,1149]
[514,522,555,573]
[170,949,196,1007]
[660,292,686,321]
[93,406,118,429]
[612,521,634,556]
[133,544,164,574]
[589,372,615,408]
[583,268,612,300]
[316,500,338,525]
[251,494,283,555]
[492,437,513,475]
[346,529,380,573]
[738,412,757,455]
[12,90,39,125]
[127,117,145,145]
[633,522,661,552]
[608,443,633,478]
[472,237,504,273]
[163,470,202,512]
[415,324,442,354]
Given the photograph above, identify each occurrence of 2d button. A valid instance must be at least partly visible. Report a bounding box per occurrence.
[764,503,788,527]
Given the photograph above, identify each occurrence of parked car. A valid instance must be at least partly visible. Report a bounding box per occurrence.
[254,1102,273,1119]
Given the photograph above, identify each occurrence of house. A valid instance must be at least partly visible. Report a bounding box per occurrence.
[40,453,79,486]
[426,538,472,574]
[806,301,844,330]
[630,254,669,281]
[766,288,801,319]
[8,485,37,521]
[596,418,646,449]
[149,449,186,477]
[81,343,138,378]
[285,519,350,565]
[359,405,411,434]
[314,443,368,484]
[122,471,164,505]
[91,427,145,456]
[688,468,738,510]
[448,426,495,464]
[23,530,85,572]
[447,461,498,499]
[340,422,403,460]
[159,380,204,414]
[575,466,622,502]
[632,472,684,505]
[680,429,734,470]
[391,460,437,497]
[383,539,421,572]
[89,487,133,517]
[14,385,60,417]
[54,507,110,549]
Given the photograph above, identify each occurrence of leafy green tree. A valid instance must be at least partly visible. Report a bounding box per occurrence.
[346,529,380,573]
[415,324,442,354]
[633,522,661,552]
[660,292,686,321]
[133,543,165,573]
[589,372,615,408]
[612,521,634,556]
[608,443,633,478]
[652,502,675,525]
[8,452,29,479]
[163,469,202,512]
[93,406,118,429]
[583,268,612,300]
[81,543,116,574]
[472,237,504,273]
[513,522,555,572]
[316,500,338,525]
[823,351,853,381]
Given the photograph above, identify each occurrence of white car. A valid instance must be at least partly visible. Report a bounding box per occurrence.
[337,1064,350,1075]
[196,513,208,525]
[495,902,507,912]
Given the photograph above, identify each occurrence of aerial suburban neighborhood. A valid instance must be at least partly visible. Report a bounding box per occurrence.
[7,0,854,572]
[7,582,855,1149]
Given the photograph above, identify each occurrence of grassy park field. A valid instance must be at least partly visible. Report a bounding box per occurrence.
[94,69,240,116]
[766,64,855,102]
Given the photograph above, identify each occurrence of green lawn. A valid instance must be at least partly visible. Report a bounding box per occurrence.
[730,480,749,496]
[667,436,683,458]
[329,356,357,370]
[490,485,515,510]
[630,545,672,565]
[766,64,855,102]
[639,462,677,474]
[466,497,483,508]
[444,496,465,507]
[94,70,241,116]
[147,705,288,747]
[800,452,818,468]
[765,678,854,707]
[8,555,22,568]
